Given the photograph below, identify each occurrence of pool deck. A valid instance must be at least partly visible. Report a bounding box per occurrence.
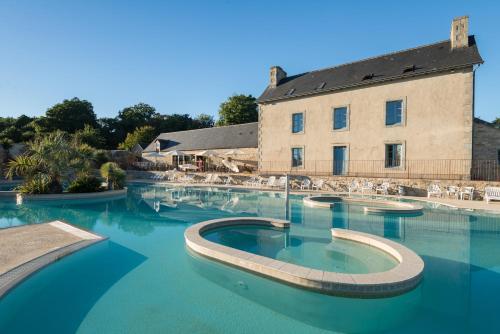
[128,179,500,214]
[0,221,106,298]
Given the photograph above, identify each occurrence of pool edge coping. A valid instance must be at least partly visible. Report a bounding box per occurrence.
[0,220,107,300]
[303,195,424,214]
[184,217,424,298]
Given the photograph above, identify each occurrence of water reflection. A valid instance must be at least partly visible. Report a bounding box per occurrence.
[187,249,421,333]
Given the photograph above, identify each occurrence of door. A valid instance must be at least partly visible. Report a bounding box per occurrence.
[333,146,347,175]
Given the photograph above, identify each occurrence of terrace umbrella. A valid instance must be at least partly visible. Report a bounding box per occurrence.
[143,151,167,164]
[197,150,220,157]
[224,149,245,156]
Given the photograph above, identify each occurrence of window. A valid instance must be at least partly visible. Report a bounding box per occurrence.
[497,149,500,164]
[333,107,348,130]
[386,100,403,126]
[292,113,304,133]
[291,148,303,167]
[385,144,402,168]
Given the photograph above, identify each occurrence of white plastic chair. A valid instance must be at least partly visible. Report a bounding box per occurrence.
[348,181,359,195]
[312,179,324,191]
[427,184,442,198]
[460,187,474,201]
[266,176,277,188]
[375,181,390,195]
[277,176,287,189]
[446,186,460,199]
[361,181,374,194]
[300,179,311,190]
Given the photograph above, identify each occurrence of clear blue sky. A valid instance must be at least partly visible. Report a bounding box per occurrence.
[0,0,498,121]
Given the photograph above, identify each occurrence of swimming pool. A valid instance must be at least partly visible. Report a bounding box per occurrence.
[0,183,499,333]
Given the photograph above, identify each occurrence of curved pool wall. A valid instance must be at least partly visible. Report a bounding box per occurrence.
[15,188,128,205]
[304,195,424,214]
[185,217,424,297]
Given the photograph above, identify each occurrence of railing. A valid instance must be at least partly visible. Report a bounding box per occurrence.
[129,161,257,173]
[259,159,500,181]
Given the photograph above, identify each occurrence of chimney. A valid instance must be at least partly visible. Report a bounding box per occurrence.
[450,16,469,49]
[269,66,287,88]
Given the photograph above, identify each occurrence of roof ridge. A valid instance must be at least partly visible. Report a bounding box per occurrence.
[307,38,454,75]
[156,122,258,136]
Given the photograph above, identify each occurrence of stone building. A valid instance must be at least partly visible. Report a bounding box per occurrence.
[257,16,499,180]
[143,122,258,171]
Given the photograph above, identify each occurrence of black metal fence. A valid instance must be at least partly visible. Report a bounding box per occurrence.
[259,159,500,181]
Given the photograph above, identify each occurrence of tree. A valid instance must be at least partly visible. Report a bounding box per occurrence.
[194,114,215,128]
[73,124,105,148]
[217,94,258,126]
[5,131,97,194]
[118,103,157,134]
[118,125,157,150]
[494,117,500,129]
[44,98,97,132]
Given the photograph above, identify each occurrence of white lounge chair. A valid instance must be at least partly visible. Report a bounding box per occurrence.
[375,181,390,195]
[180,174,195,184]
[224,176,235,185]
[446,186,460,199]
[361,181,374,194]
[243,177,256,187]
[460,187,474,201]
[253,177,265,187]
[212,174,223,184]
[427,184,442,198]
[312,179,325,191]
[202,174,213,184]
[300,179,311,190]
[484,187,500,203]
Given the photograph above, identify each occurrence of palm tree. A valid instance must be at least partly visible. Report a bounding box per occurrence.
[5,131,96,194]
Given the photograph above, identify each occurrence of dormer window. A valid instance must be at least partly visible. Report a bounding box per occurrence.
[403,65,417,73]
[316,82,326,90]
[362,73,375,80]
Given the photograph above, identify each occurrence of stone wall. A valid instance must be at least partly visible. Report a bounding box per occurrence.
[473,120,500,161]
[303,175,500,199]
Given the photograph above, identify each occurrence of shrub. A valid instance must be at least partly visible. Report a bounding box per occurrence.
[94,150,111,167]
[100,162,126,190]
[67,175,104,193]
[17,174,62,194]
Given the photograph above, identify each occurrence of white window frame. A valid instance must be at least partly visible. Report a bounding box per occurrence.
[291,111,305,134]
[384,97,407,128]
[332,105,350,132]
[384,140,406,170]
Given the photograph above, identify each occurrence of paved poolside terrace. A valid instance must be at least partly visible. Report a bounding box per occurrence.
[0,221,105,298]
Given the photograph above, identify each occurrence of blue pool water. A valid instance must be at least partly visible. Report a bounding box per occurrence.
[203,225,398,273]
[0,184,500,333]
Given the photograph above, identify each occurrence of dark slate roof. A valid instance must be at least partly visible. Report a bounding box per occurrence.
[258,37,483,103]
[143,122,258,152]
[474,117,499,129]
